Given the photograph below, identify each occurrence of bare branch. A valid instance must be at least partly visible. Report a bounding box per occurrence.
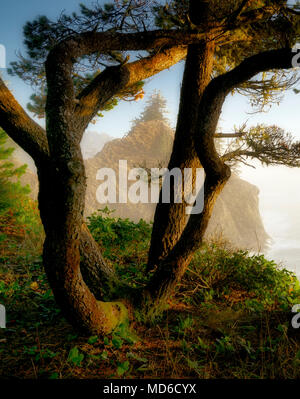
[214,132,245,138]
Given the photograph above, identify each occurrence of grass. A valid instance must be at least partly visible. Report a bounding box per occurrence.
[0,208,300,379]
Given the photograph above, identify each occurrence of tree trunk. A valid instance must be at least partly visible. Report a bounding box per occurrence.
[148,39,215,270]
[79,222,116,300]
[38,50,131,335]
[144,168,230,312]
[37,157,129,335]
[144,45,235,311]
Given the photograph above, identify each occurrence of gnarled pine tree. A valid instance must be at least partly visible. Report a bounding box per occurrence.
[0,0,299,333]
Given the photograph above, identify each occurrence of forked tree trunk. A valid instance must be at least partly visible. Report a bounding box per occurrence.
[144,170,230,311]
[143,117,231,312]
[40,38,230,327]
[144,43,237,310]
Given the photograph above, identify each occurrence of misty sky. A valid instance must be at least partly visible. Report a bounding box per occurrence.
[0,0,300,274]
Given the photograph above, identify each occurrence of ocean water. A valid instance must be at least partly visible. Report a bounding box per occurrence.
[240,164,300,280]
[262,210,300,279]
[266,244,300,280]
[258,210,300,279]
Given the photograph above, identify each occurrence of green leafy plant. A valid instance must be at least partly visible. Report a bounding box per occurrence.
[116,360,130,376]
[215,335,235,354]
[87,208,152,297]
[67,347,84,367]
[178,243,300,312]
[87,336,98,345]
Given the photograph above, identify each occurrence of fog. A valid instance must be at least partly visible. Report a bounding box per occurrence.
[240,161,300,278]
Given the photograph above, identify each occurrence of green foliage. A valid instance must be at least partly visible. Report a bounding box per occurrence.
[67,347,84,367]
[0,129,44,256]
[223,124,300,168]
[87,207,152,290]
[131,90,169,127]
[86,208,300,318]
[113,322,139,345]
[88,207,151,247]
[214,335,235,354]
[116,360,130,376]
[0,129,29,217]
[1,211,300,379]
[153,0,190,29]
[24,346,58,362]
[173,315,194,335]
[179,242,300,312]
[154,0,300,110]
[26,92,47,119]
[87,335,99,345]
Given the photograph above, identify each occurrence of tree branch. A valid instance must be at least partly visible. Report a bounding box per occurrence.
[221,125,300,167]
[214,132,245,138]
[286,7,300,16]
[203,47,296,117]
[75,46,187,128]
[222,148,300,167]
[0,77,49,163]
[226,0,253,25]
[231,3,282,27]
[190,48,296,183]
[49,29,216,62]
[46,29,204,144]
